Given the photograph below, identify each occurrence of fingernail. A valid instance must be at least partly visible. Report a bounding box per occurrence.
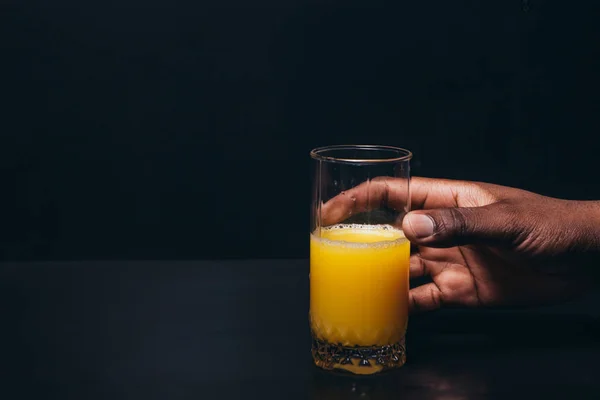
[407,214,434,238]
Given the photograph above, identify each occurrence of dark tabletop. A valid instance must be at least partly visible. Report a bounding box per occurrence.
[1,260,600,399]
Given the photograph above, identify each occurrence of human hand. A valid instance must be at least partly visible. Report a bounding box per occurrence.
[322,177,600,313]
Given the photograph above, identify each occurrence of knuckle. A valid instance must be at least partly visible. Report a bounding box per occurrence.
[429,287,443,309]
[460,182,498,207]
[409,294,420,313]
[437,208,470,237]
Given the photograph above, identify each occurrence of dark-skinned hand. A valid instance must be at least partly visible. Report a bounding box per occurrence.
[322,177,599,313]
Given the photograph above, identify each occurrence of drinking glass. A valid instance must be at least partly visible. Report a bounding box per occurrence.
[310,145,412,375]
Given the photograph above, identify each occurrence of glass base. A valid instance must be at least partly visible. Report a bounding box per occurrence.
[311,333,406,375]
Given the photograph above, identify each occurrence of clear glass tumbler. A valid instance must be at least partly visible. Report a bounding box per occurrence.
[309,145,412,375]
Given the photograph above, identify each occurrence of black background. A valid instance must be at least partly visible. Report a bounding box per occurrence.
[2,0,600,261]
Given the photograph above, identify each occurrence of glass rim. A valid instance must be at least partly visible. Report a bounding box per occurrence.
[310,145,412,164]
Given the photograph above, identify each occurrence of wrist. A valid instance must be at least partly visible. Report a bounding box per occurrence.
[566,200,600,254]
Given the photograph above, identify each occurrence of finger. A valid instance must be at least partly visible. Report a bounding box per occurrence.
[321,177,468,226]
[409,253,428,278]
[401,203,517,248]
[321,177,394,226]
[409,283,444,314]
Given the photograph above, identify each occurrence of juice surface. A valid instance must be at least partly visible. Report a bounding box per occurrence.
[310,224,410,347]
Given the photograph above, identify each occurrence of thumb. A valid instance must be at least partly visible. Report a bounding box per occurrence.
[401,204,516,248]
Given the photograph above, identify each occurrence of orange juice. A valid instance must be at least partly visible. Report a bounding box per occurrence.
[310,224,410,373]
